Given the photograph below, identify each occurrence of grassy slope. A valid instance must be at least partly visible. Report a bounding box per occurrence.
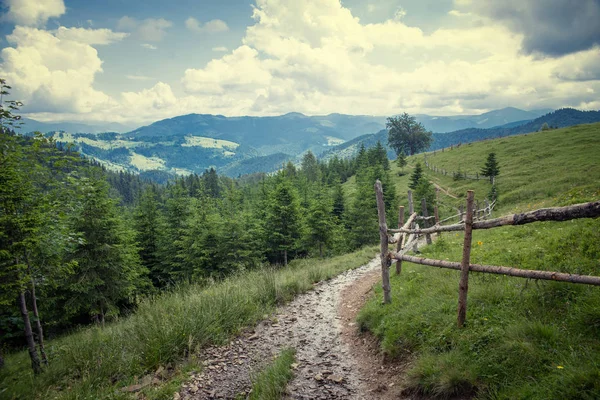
[0,247,377,400]
[357,123,600,399]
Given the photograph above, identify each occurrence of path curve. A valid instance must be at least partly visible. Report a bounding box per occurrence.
[177,257,380,399]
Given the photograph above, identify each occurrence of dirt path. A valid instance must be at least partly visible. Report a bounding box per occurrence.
[432,182,458,199]
[177,257,381,399]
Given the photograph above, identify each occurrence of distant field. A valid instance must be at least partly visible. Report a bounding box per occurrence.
[358,123,600,399]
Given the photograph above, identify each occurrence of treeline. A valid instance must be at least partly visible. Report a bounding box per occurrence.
[0,128,396,371]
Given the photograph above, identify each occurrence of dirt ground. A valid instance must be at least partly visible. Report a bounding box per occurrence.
[175,257,417,399]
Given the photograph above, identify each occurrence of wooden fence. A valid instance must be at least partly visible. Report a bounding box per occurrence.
[423,155,485,181]
[374,180,600,327]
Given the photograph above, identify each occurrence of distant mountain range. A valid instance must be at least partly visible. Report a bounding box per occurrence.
[322,108,600,161]
[20,118,135,134]
[415,107,552,133]
[19,107,599,178]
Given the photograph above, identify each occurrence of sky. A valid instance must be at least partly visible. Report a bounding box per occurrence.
[0,0,599,126]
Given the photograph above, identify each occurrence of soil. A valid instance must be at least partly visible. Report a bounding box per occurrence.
[175,256,417,400]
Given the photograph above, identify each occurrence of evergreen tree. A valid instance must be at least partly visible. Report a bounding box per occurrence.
[414,179,435,215]
[134,186,162,287]
[63,174,148,323]
[305,187,332,257]
[265,178,302,266]
[481,152,500,184]
[300,151,319,182]
[346,171,378,249]
[409,162,424,190]
[396,151,407,173]
[331,182,345,221]
[156,184,192,282]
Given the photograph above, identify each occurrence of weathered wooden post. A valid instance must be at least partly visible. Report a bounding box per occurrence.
[375,180,392,304]
[408,190,418,252]
[434,189,440,236]
[421,198,432,245]
[457,190,475,328]
[396,206,405,274]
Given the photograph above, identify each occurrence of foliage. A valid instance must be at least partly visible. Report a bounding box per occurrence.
[481,152,500,184]
[0,247,377,399]
[358,123,600,399]
[386,113,433,156]
[409,162,423,190]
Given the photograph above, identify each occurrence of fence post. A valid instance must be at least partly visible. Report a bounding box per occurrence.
[408,190,418,252]
[457,190,475,328]
[375,180,391,304]
[421,198,432,245]
[396,206,405,274]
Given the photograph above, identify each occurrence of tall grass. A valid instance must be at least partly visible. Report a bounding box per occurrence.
[0,246,377,400]
[358,123,600,399]
[247,348,296,400]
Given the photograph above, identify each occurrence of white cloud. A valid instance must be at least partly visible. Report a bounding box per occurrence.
[185,18,229,34]
[6,0,599,125]
[4,0,65,26]
[54,27,128,45]
[117,16,172,42]
[0,26,120,114]
[141,43,157,50]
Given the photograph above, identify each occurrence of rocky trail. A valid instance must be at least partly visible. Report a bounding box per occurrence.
[175,256,411,399]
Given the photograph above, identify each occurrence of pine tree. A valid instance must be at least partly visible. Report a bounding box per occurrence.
[409,162,423,190]
[300,151,319,182]
[331,182,345,220]
[481,152,500,184]
[265,178,302,266]
[156,184,192,282]
[305,187,332,257]
[396,151,407,172]
[64,174,148,323]
[134,186,162,287]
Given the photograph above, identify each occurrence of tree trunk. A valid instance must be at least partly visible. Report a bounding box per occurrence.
[18,290,41,374]
[284,249,288,267]
[26,256,48,365]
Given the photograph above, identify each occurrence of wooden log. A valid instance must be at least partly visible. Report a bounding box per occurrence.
[421,198,432,245]
[375,180,391,304]
[392,254,600,286]
[458,190,474,328]
[389,223,463,234]
[473,201,600,230]
[396,206,405,274]
[390,200,600,235]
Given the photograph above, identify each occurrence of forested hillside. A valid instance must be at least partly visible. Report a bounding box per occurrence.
[0,126,396,359]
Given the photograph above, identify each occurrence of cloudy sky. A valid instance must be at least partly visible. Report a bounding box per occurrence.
[1,0,599,125]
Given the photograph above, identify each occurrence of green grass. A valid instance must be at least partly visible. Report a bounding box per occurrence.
[358,123,600,399]
[246,348,296,400]
[0,246,377,400]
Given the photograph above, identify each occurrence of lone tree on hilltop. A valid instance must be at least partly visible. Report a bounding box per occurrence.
[387,113,432,156]
[481,152,500,184]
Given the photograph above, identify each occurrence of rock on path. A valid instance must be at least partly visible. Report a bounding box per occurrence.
[178,257,380,400]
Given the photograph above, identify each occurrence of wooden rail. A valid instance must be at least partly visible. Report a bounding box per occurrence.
[374,182,600,326]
